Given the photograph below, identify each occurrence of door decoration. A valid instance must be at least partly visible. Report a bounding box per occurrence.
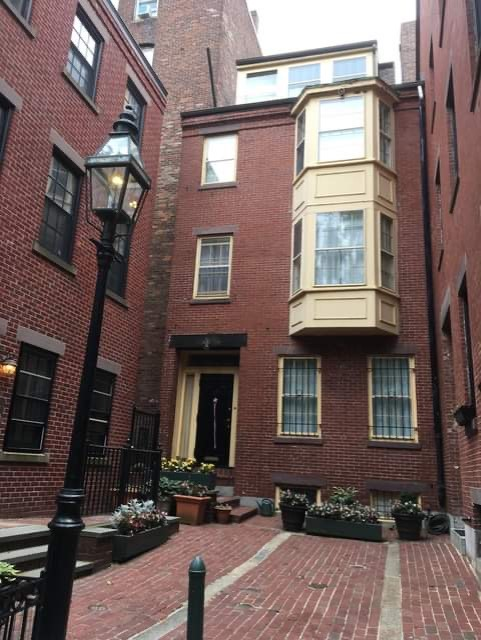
[212,397,218,449]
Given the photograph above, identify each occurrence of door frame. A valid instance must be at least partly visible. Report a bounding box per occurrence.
[172,358,239,468]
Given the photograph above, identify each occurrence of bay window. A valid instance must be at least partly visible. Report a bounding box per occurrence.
[315,211,364,285]
[380,215,395,290]
[379,102,392,166]
[318,96,365,162]
[292,220,302,293]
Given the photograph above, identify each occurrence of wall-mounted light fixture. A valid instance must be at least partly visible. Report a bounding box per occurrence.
[0,355,17,377]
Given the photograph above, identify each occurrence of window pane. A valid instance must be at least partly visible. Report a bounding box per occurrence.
[140,45,154,65]
[245,71,277,102]
[333,57,367,81]
[5,346,56,452]
[88,370,115,446]
[124,82,145,144]
[372,358,413,439]
[67,11,100,97]
[8,0,30,17]
[319,97,364,161]
[281,359,318,435]
[320,97,364,132]
[197,237,231,296]
[381,216,395,289]
[137,0,158,16]
[296,111,305,174]
[315,211,364,285]
[288,63,320,97]
[204,135,236,184]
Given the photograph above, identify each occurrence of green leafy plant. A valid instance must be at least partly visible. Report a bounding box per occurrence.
[0,562,20,585]
[161,457,216,473]
[158,477,184,497]
[391,498,424,518]
[279,489,310,508]
[112,499,166,536]
[308,502,380,523]
[329,486,358,505]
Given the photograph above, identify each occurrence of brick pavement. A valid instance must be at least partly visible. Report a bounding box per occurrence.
[62,517,481,640]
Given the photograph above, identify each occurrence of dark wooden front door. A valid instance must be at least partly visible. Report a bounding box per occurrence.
[194,373,234,467]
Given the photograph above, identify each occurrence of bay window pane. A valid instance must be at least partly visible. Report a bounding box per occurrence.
[315,211,364,285]
[319,97,364,161]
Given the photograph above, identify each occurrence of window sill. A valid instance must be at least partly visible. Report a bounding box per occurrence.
[273,436,323,446]
[449,175,460,213]
[106,289,129,308]
[368,440,421,450]
[1,0,36,38]
[62,70,100,114]
[0,450,49,464]
[33,241,77,276]
[199,181,237,191]
[190,298,231,305]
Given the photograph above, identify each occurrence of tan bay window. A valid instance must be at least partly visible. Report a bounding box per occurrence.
[318,96,365,162]
[380,214,395,290]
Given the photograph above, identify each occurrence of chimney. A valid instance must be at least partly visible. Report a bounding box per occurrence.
[400,21,417,83]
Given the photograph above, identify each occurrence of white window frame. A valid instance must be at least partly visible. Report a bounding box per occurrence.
[140,44,154,66]
[380,214,395,291]
[315,210,365,286]
[292,220,302,294]
[379,101,393,167]
[288,63,321,98]
[368,356,418,442]
[277,357,321,438]
[136,0,158,18]
[296,110,306,175]
[332,56,367,82]
[201,134,238,185]
[318,96,365,163]
[244,70,278,103]
[193,235,233,299]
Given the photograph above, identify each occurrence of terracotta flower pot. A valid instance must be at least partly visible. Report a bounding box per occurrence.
[215,508,232,524]
[174,495,210,525]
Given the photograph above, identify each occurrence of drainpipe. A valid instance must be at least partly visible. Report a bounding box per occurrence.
[417,83,447,510]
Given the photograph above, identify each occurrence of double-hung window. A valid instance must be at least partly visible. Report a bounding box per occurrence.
[39,154,80,262]
[379,102,392,167]
[124,81,146,146]
[332,57,367,82]
[202,135,237,185]
[292,220,302,293]
[244,70,277,103]
[7,0,31,18]
[88,370,115,446]
[380,215,395,290]
[107,223,130,297]
[279,358,320,437]
[288,63,320,97]
[4,345,57,452]
[0,97,13,162]
[318,96,365,162]
[315,211,364,285]
[370,357,416,441]
[296,110,305,175]
[136,0,158,17]
[194,236,232,298]
[67,9,102,99]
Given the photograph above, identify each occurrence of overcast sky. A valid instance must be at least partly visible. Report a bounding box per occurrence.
[246,0,416,81]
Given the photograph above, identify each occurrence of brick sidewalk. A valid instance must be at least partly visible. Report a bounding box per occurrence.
[65,517,481,640]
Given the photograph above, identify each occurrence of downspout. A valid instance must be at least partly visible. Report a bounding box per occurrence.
[206,48,218,108]
[417,83,447,510]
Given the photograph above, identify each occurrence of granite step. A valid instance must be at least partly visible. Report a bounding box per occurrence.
[20,560,95,579]
[0,525,50,552]
[216,496,240,509]
[230,505,258,523]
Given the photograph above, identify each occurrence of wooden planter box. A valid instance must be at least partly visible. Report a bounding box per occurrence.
[174,495,211,525]
[159,471,216,490]
[112,526,170,563]
[305,516,384,542]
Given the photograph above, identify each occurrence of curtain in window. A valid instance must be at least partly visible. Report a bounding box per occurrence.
[245,71,277,102]
[282,359,318,435]
[372,358,413,439]
[315,211,364,285]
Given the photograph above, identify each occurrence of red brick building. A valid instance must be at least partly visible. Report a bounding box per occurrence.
[0,0,166,515]
[159,43,441,515]
[419,0,481,570]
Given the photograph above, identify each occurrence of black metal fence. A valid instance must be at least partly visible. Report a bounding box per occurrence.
[83,443,161,516]
[130,408,160,450]
[0,577,43,640]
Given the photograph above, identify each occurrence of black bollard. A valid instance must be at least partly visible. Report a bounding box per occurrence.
[187,556,206,640]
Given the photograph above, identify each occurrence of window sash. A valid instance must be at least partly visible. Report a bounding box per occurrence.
[107,224,130,296]
[125,81,146,145]
[8,0,31,17]
[245,71,277,102]
[67,12,101,98]
[4,346,56,452]
[0,100,12,161]
[292,220,302,293]
[196,237,232,297]
[296,111,305,175]
[136,0,158,16]
[88,370,115,446]
[332,57,367,81]
[315,211,364,285]
[380,215,395,290]
[371,357,414,440]
[203,135,237,184]
[288,63,320,97]
[140,45,154,66]
[318,97,365,162]
[280,359,319,436]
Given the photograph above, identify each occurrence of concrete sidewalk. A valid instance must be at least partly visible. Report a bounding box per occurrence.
[65,516,481,640]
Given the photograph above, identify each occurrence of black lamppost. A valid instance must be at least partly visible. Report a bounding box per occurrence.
[38,108,151,640]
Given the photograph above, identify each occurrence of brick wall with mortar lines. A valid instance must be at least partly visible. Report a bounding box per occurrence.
[158,96,440,508]
[420,0,481,521]
[0,0,165,516]
[117,0,261,410]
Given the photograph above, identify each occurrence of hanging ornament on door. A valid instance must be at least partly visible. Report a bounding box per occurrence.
[212,397,218,450]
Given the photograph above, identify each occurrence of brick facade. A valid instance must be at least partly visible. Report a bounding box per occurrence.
[419,0,481,525]
[117,0,261,410]
[0,0,165,516]
[159,88,440,507]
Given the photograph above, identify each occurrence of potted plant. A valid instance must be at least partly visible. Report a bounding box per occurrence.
[305,487,383,542]
[174,482,211,525]
[214,504,232,524]
[160,457,217,490]
[0,561,19,587]
[279,490,310,531]
[391,494,426,541]
[158,477,184,515]
[111,499,169,562]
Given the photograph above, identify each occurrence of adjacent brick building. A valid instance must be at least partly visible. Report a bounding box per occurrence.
[419,0,481,570]
[159,42,441,514]
[0,0,166,515]
[117,0,261,410]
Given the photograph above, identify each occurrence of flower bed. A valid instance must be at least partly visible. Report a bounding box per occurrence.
[160,457,216,490]
[111,499,169,562]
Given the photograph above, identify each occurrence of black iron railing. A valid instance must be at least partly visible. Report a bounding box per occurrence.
[83,443,161,515]
[0,577,43,640]
[130,408,160,450]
